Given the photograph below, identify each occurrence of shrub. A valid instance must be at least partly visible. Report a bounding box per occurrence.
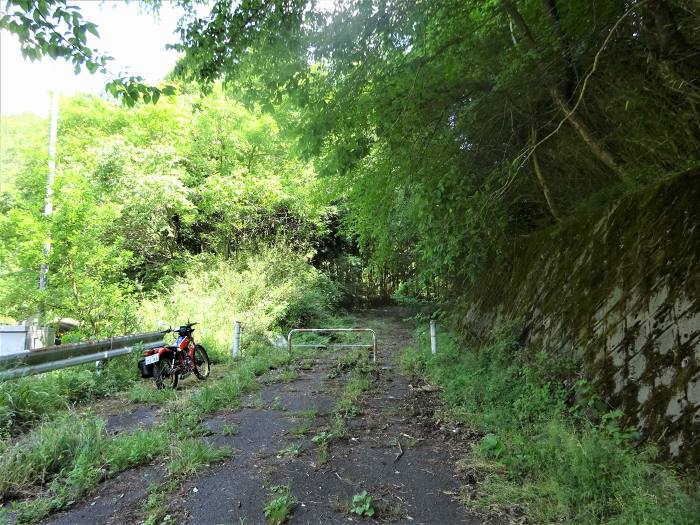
[402,327,700,524]
[139,247,340,361]
[0,355,142,436]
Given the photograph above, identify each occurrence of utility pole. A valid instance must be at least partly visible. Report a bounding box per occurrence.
[35,89,59,339]
[39,91,59,295]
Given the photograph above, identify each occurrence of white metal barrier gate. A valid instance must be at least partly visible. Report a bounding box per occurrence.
[287,328,377,362]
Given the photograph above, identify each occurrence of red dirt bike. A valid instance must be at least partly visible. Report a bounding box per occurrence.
[137,322,210,389]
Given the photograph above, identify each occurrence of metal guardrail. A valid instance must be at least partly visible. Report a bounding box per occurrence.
[0,332,165,380]
[287,328,377,362]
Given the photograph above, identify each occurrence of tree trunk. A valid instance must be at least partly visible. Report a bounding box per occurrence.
[547,87,626,181]
[500,0,627,182]
[542,0,577,99]
[531,126,562,221]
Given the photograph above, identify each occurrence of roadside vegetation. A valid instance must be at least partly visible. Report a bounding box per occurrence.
[139,248,340,362]
[1,1,699,523]
[0,79,345,445]
[0,342,298,524]
[309,348,377,464]
[263,485,296,525]
[0,248,339,437]
[402,326,700,524]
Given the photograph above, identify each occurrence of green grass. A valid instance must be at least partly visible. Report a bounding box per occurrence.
[333,349,375,420]
[306,349,376,464]
[335,375,370,418]
[167,438,233,477]
[288,422,312,437]
[136,432,234,524]
[0,343,293,524]
[278,442,302,458]
[0,410,233,524]
[260,368,299,385]
[0,415,168,524]
[137,437,233,524]
[289,407,318,419]
[0,356,141,435]
[401,326,700,525]
[0,414,106,502]
[106,428,170,473]
[264,485,296,524]
[221,422,239,436]
[141,479,179,525]
[128,382,176,404]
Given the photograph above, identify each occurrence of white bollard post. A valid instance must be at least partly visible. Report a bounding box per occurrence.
[430,320,437,355]
[232,321,241,358]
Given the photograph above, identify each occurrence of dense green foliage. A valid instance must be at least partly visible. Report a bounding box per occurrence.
[0,88,331,334]
[5,0,698,306]
[140,247,340,355]
[2,1,699,522]
[0,88,341,440]
[174,0,700,292]
[0,343,294,523]
[402,328,700,524]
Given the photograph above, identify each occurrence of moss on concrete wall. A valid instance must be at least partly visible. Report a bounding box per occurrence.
[460,170,700,464]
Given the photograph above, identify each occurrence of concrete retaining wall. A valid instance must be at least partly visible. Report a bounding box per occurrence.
[460,171,700,464]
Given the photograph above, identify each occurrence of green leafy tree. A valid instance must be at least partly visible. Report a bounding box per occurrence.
[0,87,331,329]
[0,0,175,106]
[171,0,700,293]
[4,0,699,301]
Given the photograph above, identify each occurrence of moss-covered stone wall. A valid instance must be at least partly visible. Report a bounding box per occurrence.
[459,171,700,464]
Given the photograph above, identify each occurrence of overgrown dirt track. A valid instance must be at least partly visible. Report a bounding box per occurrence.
[43,307,480,524]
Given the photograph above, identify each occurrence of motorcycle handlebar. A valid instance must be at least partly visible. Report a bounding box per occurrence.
[159,322,198,334]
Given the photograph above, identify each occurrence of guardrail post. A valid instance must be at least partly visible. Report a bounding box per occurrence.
[232,321,241,358]
[96,337,113,375]
[430,320,437,355]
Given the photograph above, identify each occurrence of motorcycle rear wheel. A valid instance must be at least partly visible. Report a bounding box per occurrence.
[154,356,179,389]
[193,344,210,380]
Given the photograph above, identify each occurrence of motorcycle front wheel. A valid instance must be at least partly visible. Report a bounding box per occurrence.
[154,356,179,389]
[193,344,210,380]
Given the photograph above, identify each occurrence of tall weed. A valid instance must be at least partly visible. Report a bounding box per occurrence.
[402,328,700,524]
[139,247,340,361]
[0,342,286,522]
[1,354,143,436]
[0,249,337,437]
